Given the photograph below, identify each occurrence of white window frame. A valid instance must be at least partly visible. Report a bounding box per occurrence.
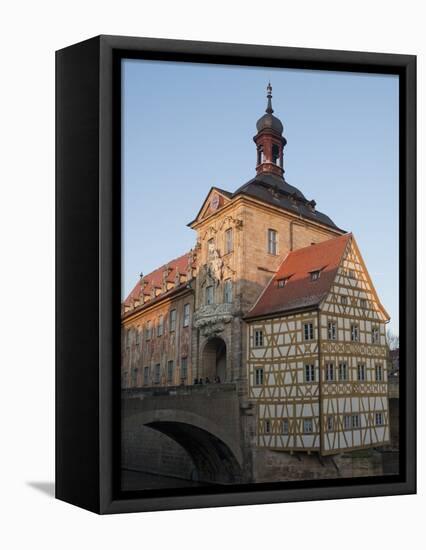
[267,228,278,255]
[357,363,366,381]
[372,327,380,344]
[375,363,383,381]
[305,364,315,383]
[255,367,264,386]
[351,324,359,342]
[303,418,314,434]
[303,322,314,341]
[375,412,384,426]
[339,362,348,381]
[254,330,264,348]
[327,321,337,340]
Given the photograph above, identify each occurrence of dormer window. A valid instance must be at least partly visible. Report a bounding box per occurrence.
[277,278,288,288]
[310,270,321,281]
[272,143,280,166]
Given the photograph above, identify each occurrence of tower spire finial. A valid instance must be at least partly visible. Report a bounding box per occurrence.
[266,82,273,114]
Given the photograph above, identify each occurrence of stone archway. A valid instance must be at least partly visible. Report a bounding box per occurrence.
[202,337,227,382]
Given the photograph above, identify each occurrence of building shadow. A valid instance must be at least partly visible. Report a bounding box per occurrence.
[26,481,55,498]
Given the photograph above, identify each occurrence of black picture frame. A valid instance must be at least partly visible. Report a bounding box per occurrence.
[56,35,416,514]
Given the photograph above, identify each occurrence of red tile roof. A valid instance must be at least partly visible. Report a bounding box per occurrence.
[246,233,352,319]
[123,252,193,308]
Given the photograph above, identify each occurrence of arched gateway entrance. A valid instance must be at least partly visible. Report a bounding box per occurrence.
[202,337,226,382]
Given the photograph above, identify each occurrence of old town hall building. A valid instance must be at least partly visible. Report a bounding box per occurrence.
[122,84,390,463]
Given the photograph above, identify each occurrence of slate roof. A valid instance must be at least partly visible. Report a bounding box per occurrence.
[232,173,342,231]
[123,252,192,309]
[245,233,352,319]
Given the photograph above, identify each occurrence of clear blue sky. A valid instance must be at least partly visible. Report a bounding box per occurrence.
[122,59,399,335]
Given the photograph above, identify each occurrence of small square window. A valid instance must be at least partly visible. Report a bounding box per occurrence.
[303,418,314,433]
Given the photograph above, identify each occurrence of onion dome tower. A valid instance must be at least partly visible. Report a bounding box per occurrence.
[253,83,287,178]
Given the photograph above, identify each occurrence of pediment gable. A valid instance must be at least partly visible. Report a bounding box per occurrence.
[189,187,233,226]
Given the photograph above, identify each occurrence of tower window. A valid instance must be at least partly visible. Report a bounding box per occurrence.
[272,143,280,165]
[267,229,278,255]
[257,146,264,165]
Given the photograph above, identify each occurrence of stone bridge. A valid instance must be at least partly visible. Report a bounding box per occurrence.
[122,383,253,484]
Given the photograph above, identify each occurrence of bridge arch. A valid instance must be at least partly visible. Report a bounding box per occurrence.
[124,407,244,484]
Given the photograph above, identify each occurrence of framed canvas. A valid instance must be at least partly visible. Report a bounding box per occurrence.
[56,35,416,514]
